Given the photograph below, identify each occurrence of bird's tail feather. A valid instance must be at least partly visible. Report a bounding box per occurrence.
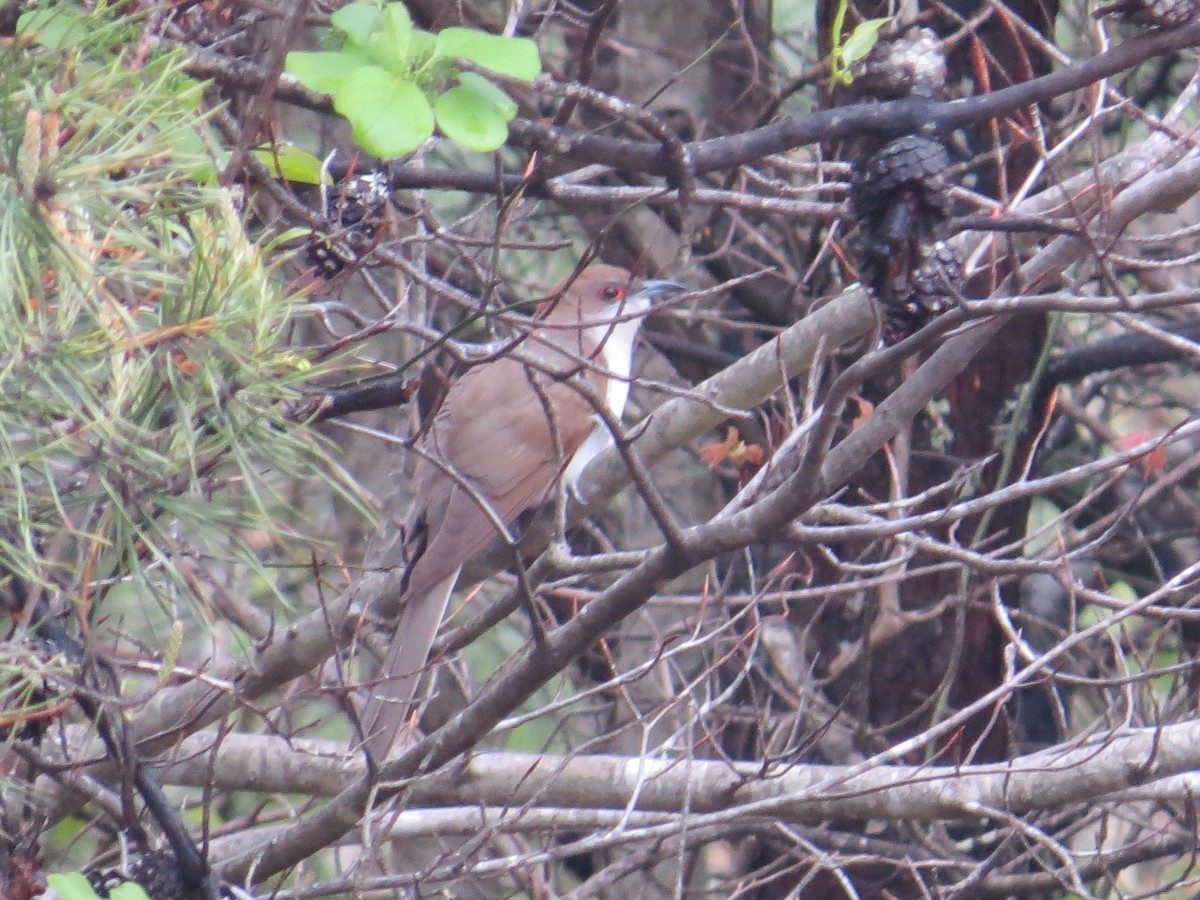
[359,570,460,761]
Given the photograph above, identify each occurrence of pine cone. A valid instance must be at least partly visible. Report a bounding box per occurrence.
[305,171,391,279]
[304,239,350,278]
[881,240,962,344]
[843,22,961,345]
[854,27,948,100]
[87,850,220,900]
[852,134,956,319]
[328,171,390,229]
[851,134,953,225]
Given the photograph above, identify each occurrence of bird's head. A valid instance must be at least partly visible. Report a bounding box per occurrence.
[541,264,685,329]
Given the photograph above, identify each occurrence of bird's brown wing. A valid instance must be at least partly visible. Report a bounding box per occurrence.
[401,356,597,599]
[361,356,598,759]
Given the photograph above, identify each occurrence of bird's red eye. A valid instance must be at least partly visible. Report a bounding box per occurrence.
[600,285,624,301]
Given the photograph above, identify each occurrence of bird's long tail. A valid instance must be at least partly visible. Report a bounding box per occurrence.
[359,569,460,761]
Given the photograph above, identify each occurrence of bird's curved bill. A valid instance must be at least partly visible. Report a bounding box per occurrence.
[636,279,686,300]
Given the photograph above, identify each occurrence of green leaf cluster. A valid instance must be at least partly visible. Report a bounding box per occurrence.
[286,0,540,158]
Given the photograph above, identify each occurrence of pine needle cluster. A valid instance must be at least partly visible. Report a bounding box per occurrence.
[0,5,362,699]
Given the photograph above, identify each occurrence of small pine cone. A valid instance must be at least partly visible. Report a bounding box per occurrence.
[851,134,953,225]
[1095,0,1199,26]
[329,171,390,229]
[304,238,349,278]
[881,240,961,344]
[87,850,214,900]
[854,27,948,100]
[303,171,390,280]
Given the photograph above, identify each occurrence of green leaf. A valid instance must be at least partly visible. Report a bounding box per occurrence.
[330,0,382,47]
[47,873,106,900]
[435,85,509,152]
[265,226,320,251]
[286,50,363,96]
[109,884,153,900]
[409,29,438,64]
[333,66,434,158]
[252,145,331,185]
[842,17,890,69]
[432,29,541,81]
[457,71,518,122]
[367,3,415,71]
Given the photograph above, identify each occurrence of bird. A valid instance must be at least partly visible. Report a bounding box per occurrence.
[359,265,683,760]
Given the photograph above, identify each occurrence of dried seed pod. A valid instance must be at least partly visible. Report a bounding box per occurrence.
[850,134,953,225]
[1095,0,1199,26]
[881,240,962,344]
[853,27,948,100]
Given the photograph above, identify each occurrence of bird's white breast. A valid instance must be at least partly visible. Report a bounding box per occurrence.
[564,309,645,494]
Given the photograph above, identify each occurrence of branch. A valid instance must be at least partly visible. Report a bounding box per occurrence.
[156,723,1200,827]
[1044,317,1200,386]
